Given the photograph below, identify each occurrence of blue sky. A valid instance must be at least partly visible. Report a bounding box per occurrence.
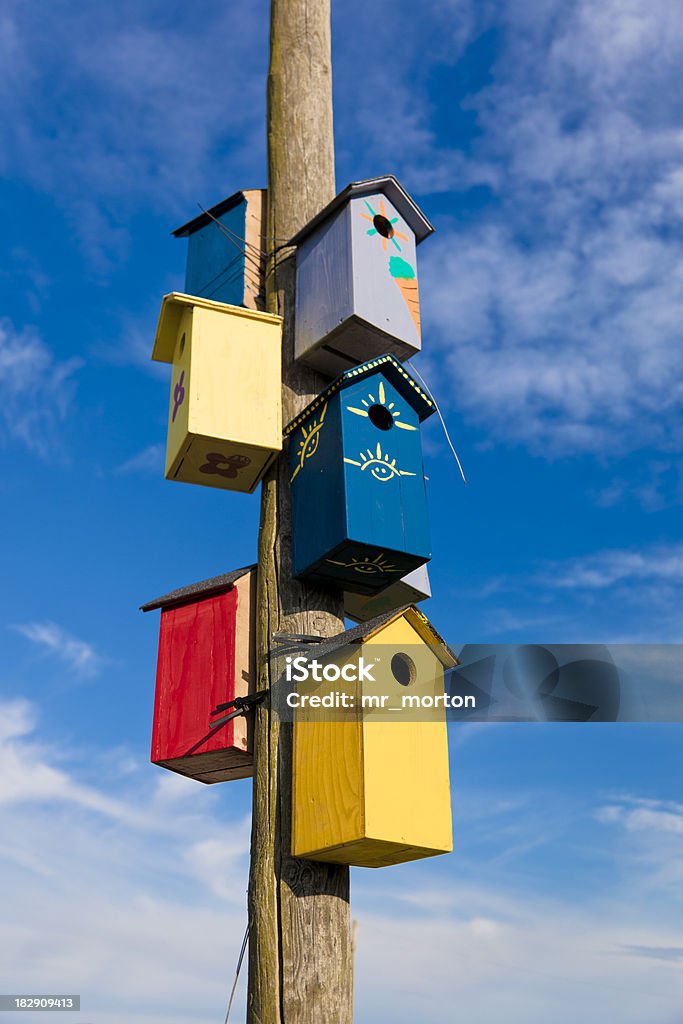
[0,0,682,1021]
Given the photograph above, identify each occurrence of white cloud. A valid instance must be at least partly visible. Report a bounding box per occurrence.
[543,543,683,590]
[0,318,80,454]
[0,698,681,1023]
[116,443,165,475]
[0,1,268,257]
[12,622,104,679]
[416,0,683,457]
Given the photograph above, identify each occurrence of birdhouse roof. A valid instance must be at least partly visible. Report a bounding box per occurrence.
[284,353,436,435]
[171,188,263,237]
[151,292,282,363]
[312,605,458,668]
[287,176,434,247]
[140,564,256,612]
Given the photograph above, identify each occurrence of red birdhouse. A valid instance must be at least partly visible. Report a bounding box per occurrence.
[141,565,256,784]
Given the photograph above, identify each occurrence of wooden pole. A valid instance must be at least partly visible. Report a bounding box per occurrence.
[247,0,353,1021]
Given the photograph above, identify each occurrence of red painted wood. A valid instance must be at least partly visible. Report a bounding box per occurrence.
[151,589,238,763]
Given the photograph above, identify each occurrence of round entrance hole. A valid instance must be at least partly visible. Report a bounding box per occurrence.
[373,214,395,239]
[391,652,417,687]
[368,404,394,431]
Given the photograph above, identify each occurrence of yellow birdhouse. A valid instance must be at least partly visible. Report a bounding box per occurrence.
[290,605,455,868]
[152,293,283,493]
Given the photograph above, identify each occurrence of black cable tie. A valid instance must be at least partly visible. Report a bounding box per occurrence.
[209,690,268,729]
[272,632,324,645]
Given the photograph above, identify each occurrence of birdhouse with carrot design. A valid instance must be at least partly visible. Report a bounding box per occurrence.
[285,354,435,595]
[152,292,282,493]
[290,176,433,377]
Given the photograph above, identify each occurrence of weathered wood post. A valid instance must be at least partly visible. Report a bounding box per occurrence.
[247,0,354,1020]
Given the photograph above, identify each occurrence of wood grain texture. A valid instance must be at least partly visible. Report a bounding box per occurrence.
[247,1,353,1021]
[292,616,453,867]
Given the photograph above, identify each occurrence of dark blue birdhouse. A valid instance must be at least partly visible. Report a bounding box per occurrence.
[285,354,435,595]
[172,189,265,310]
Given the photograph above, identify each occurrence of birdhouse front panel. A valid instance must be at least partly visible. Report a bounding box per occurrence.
[153,293,282,494]
[150,584,254,784]
[174,189,265,311]
[145,566,256,783]
[293,607,454,867]
[293,177,433,377]
[287,356,434,595]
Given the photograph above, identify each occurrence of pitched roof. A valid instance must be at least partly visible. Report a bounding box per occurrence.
[283,353,435,435]
[287,176,434,247]
[140,565,255,612]
[311,605,457,668]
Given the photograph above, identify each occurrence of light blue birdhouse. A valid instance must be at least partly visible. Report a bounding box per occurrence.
[173,189,265,310]
[289,176,434,377]
[285,354,435,595]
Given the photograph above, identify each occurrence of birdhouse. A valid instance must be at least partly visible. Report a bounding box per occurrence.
[344,563,431,623]
[152,292,282,493]
[290,176,434,377]
[285,353,435,595]
[173,189,266,310]
[142,565,256,784]
[292,605,455,867]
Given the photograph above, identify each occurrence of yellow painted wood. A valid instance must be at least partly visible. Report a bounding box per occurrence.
[152,293,283,494]
[292,609,454,867]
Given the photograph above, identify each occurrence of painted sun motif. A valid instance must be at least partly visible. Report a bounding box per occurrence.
[344,440,416,482]
[291,403,327,482]
[326,552,401,575]
[360,198,409,252]
[346,379,417,431]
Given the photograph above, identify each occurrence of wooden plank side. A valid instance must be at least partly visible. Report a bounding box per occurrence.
[150,589,239,765]
[292,679,364,857]
[361,618,453,856]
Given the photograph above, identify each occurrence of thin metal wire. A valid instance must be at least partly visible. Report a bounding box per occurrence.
[196,203,268,261]
[410,364,468,484]
[223,923,249,1024]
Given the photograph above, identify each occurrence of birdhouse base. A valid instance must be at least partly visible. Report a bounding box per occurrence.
[299,315,420,378]
[153,749,253,785]
[295,835,451,869]
[166,434,278,494]
[296,540,430,596]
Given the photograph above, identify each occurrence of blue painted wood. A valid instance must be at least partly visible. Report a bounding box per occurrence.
[287,355,434,595]
[185,199,249,306]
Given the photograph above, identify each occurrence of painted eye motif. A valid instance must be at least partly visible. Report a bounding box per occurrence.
[291,404,328,481]
[349,443,416,482]
[327,554,401,575]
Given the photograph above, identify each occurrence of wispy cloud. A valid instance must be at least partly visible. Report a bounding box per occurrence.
[0,698,681,1024]
[116,443,165,475]
[0,0,268,258]
[0,318,80,455]
[414,0,683,458]
[543,543,683,590]
[12,622,104,679]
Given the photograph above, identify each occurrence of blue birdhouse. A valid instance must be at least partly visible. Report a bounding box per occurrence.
[172,189,265,310]
[285,354,435,595]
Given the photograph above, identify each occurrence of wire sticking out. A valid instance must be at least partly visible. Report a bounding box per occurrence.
[409,364,467,485]
[224,923,249,1024]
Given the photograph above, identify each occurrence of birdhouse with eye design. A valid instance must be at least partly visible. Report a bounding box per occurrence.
[290,176,434,377]
[152,292,282,493]
[285,354,435,595]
